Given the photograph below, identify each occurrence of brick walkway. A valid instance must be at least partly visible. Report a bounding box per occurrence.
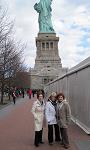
[0,96,90,150]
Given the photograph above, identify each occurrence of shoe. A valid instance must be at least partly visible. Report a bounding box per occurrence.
[39,141,44,144]
[35,144,39,147]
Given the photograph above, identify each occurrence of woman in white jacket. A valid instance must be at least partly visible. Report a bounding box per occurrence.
[45,92,61,145]
[31,92,45,147]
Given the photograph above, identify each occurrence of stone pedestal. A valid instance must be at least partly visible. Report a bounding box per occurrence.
[34,33,62,70]
[30,33,67,89]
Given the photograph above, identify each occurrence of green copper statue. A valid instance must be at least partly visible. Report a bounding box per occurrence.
[34,0,55,33]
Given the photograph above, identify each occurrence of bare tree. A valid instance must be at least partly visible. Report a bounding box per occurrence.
[0,6,13,103]
[0,6,27,103]
[0,7,13,43]
[0,37,26,103]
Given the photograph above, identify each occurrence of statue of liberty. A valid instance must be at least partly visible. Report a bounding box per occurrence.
[34,0,55,33]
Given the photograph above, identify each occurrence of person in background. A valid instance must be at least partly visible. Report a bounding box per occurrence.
[31,92,45,147]
[21,88,25,98]
[12,90,16,104]
[45,92,61,145]
[56,93,71,149]
[28,89,32,99]
[32,90,35,97]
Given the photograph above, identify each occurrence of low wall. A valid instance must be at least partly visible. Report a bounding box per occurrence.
[44,57,90,134]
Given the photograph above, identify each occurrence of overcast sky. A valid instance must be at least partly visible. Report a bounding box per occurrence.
[1,0,90,69]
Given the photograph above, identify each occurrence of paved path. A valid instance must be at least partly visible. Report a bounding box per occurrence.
[0,96,90,150]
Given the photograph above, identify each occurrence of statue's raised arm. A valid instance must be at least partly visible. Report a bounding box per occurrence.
[34,0,55,33]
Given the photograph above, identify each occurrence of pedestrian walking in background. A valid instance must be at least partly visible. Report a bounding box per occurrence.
[56,93,71,149]
[31,92,45,147]
[32,90,35,97]
[28,89,32,99]
[21,88,25,98]
[12,90,16,104]
[45,92,61,145]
